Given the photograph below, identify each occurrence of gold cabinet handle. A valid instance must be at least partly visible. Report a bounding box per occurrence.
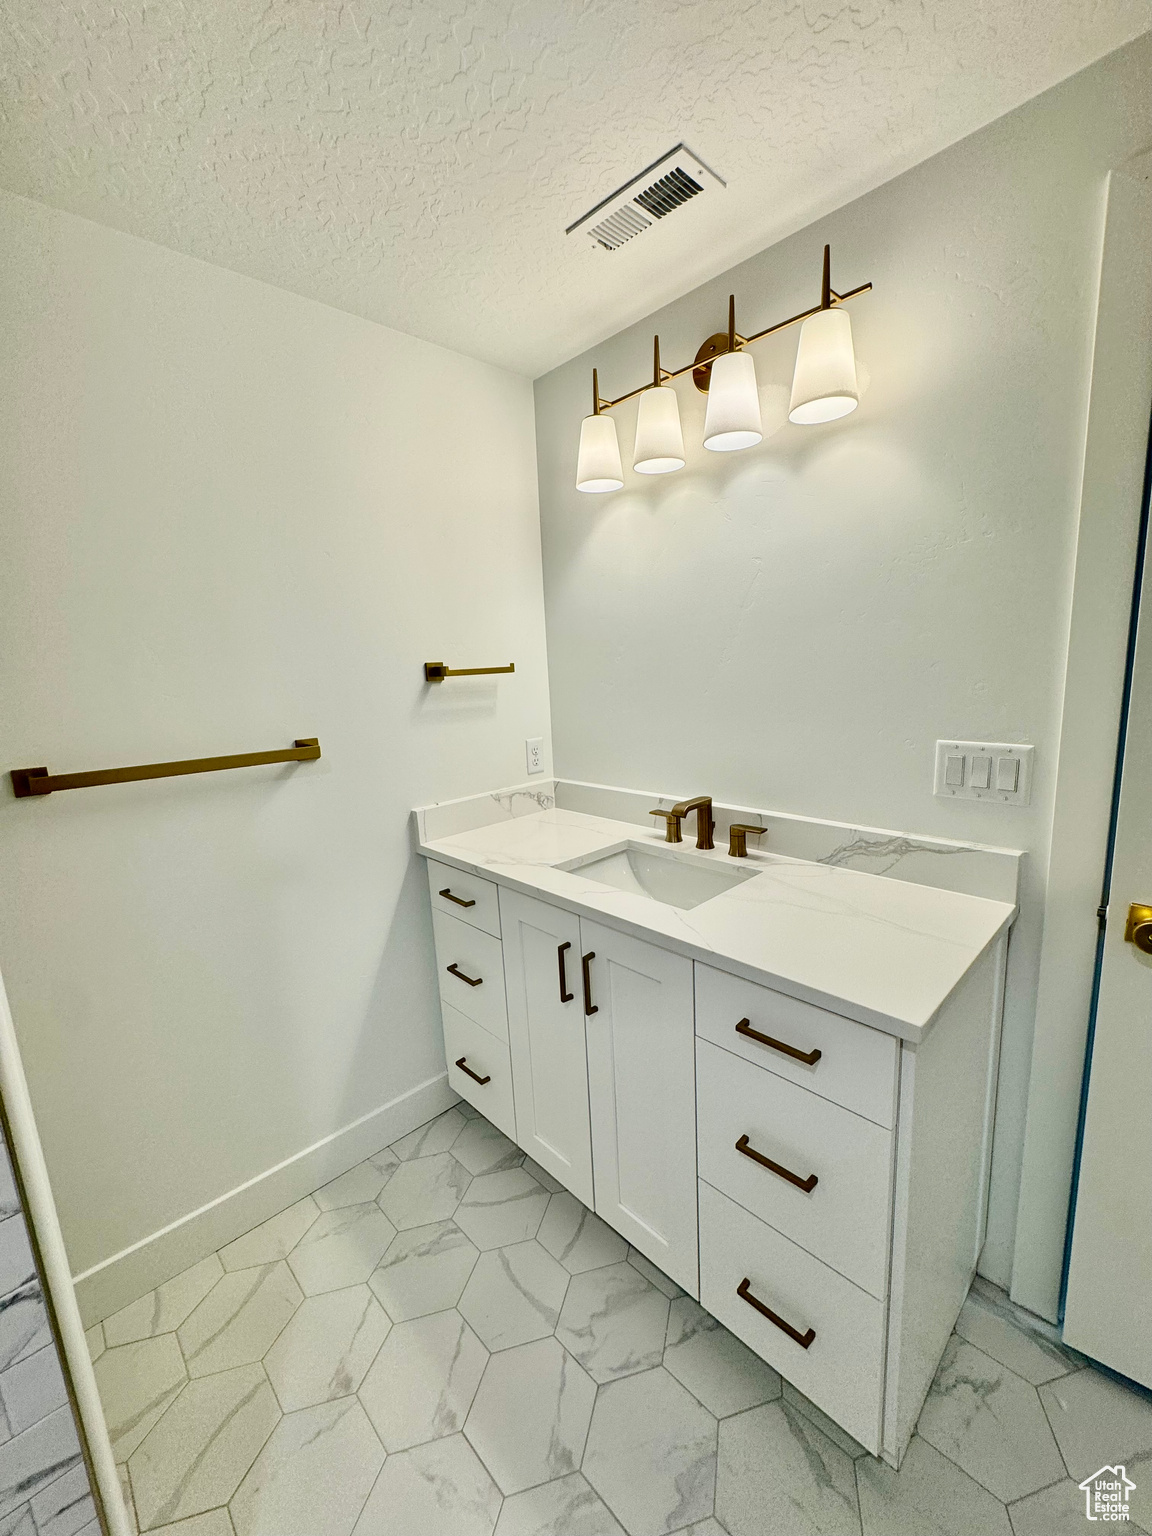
[455,1056,491,1086]
[1125,904,1152,955]
[737,1278,815,1349]
[447,963,482,988]
[735,1135,818,1193]
[735,1018,821,1066]
[440,888,477,909]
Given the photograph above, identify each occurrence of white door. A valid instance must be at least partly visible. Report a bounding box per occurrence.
[581,919,699,1295]
[501,890,593,1206]
[1064,524,1152,1386]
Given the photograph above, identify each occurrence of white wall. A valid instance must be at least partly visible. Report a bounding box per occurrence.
[0,192,552,1304]
[533,37,1152,1292]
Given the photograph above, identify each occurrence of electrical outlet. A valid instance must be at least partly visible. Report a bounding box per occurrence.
[934,741,1034,805]
[526,737,544,775]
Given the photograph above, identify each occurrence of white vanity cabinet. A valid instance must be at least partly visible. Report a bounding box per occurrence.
[581,919,698,1295]
[500,890,593,1207]
[423,844,1009,1467]
[498,892,699,1293]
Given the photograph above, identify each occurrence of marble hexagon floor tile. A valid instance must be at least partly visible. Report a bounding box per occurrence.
[263,1287,390,1411]
[453,1168,551,1251]
[917,1337,1066,1503]
[286,1205,397,1296]
[177,1263,303,1379]
[127,1364,279,1531]
[92,1335,187,1462]
[555,1261,670,1384]
[218,1200,320,1273]
[314,1157,398,1213]
[1005,1476,1124,1536]
[358,1309,488,1452]
[492,1471,626,1536]
[662,1297,781,1419]
[229,1398,384,1536]
[582,1366,717,1536]
[520,1158,563,1194]
[954,1282,1082,1388]
[856,1433,1013,1536]
[625,1247,684,1300]
[103,1257,224,1349]
[464,1336,596,1495]
[449,1119,525,1177]
[377,1154,472,1231]
[780,1381,870,1461]
[1037,1365,1152,1477]
[716,1399,860,1536]
[144,1512,234,1535]
[458,1241,570,1352]
[390,1109,468,1162]
[537,1192,628,1275]
[351,1433,501,1536]
[368,1220,479,1321]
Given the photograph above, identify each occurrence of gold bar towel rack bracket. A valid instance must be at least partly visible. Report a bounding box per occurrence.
[10,739,321,799]
[424,662,515,682]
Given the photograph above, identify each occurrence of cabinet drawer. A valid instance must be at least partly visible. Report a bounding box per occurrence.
[427,859,501,938]
[699,1181,884,1453]
[695,963,897,1128]
[442,1004,516,1140]
[696,1040,892,1298]
[432,910,508,1042]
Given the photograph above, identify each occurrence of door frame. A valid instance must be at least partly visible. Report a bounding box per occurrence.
[1012,149,1152,1322]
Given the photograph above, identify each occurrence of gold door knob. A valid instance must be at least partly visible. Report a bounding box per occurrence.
[1124,904,1152,954]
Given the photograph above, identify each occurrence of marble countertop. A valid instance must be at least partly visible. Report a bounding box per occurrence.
[416,805,1016,1042]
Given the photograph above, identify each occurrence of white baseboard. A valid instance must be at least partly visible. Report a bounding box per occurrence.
[73,1072,458,1325]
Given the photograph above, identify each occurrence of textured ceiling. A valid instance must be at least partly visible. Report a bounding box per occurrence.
[2,2,1150,376]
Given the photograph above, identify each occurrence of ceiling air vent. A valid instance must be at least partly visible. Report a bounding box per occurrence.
[567,144,724,252]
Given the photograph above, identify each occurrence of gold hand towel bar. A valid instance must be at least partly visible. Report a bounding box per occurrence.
[10,738,321,798]
[424,662,515,682]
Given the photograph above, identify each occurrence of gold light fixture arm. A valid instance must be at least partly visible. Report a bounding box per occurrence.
[590,245,872,409]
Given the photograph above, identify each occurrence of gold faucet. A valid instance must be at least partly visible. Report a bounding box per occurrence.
[671,796,715,851]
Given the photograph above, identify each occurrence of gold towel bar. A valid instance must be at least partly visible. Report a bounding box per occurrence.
[10,739,321,798]
[424,662,515,681]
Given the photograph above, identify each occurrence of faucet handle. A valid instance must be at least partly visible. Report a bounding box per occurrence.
[728,824,766,858]
[650,809,684,844]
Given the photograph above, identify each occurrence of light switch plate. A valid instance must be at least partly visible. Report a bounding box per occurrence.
[525,737,544,775]
[934,741,1034,805]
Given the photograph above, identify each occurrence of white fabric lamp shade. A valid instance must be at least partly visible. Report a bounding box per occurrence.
[703,350,762,452]
[576,413,624,492]
[633,386,685,474]
[789,305,859,424]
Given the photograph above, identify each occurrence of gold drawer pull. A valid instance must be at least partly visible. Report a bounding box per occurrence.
[735,1135,818,1193]
[447,963,483,988]
[440,888,477,909]
[735,1017,821,1066]
[737,1278,816,1349]
[455,1056,491,1086]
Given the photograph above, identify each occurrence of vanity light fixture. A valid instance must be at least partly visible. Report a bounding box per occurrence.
[575,369,625,492]
[575,244,871,490]
[633,338,685,474]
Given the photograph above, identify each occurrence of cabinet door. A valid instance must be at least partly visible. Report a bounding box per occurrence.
[581,920,698,1295]
[501,890,593,1206]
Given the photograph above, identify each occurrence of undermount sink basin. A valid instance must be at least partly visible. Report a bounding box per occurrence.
[564,842,757,911]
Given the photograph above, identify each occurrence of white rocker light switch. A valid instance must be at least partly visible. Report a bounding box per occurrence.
[934,741,1034,805]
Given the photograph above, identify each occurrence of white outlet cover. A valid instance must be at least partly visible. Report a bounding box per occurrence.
[526,737,544,775]
[934,741,1034,805]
